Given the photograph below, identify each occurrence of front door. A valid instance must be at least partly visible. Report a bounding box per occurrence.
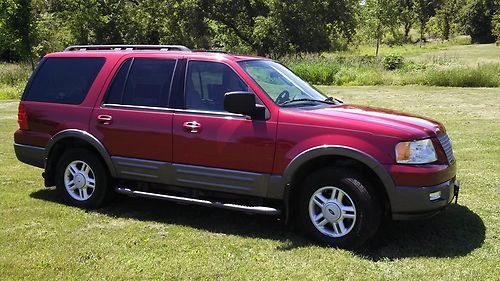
[172,60,277,196]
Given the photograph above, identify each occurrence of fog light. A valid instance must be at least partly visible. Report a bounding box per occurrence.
[429,191,442,201]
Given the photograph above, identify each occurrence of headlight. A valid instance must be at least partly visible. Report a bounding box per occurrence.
[395,139,437,164]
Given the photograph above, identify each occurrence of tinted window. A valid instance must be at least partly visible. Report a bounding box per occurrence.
[24,57,105,104]
[185,61,248,111]
[106,59,132,104]
[105,58,176,107]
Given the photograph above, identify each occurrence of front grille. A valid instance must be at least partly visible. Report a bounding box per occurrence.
[437,133,455,163]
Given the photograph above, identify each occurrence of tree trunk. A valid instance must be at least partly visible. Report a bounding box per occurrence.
[404,22,411,39]
[420,21,424,47]
[376,23,381,56]
[376,36,381,56]
[443,16,450,40]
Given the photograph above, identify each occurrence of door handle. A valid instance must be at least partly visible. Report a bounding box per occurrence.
[97,114,113,125]
[183,121,202,133]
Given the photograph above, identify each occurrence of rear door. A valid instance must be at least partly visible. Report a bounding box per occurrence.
[90,56,178,182]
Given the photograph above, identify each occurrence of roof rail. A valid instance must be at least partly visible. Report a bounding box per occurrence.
[64,45,191,52]
[193,49,229,54]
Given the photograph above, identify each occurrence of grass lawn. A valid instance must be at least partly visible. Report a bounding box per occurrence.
[408,43,500,66]
[0,86,499,280]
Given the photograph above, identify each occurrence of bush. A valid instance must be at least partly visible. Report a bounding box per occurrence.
[291,62,341,85]
[354,69,387,85]
[0,63,31,86]
[285,51,500,88]
[419,64,500,87]
[288,58,499,88]
[333,68,357,85]
[383,54,405,70]
[449,35,472,45]
[0,63,32,99]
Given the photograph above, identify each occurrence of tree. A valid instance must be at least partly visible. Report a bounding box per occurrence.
[1,0,36,67]
[201,0,268,55]
[460,0,499,43]
[439,0,459,40]
[399,0,416,39]
[493,13,500,41]
[413,0,442,45]
[363,0,400,55]
[202,0,358,56]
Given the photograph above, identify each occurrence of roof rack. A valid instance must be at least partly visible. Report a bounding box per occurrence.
[193,49,229,54]
[64,45,191,52]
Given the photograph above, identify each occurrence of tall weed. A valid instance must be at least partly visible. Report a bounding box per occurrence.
[0,63,31,99]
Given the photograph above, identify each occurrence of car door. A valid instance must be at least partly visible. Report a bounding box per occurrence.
[171,60,277,197]
[91,57,178,182]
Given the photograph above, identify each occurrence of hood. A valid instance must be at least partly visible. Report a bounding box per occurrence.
[288,104,445,140]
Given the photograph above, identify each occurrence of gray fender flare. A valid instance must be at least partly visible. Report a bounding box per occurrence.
[283,145,395,201]
[45,129,116,177]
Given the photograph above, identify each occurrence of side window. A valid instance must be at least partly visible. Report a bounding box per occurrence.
[106,59,131,104]
[24,57,105,104]
[105,58,176,107]
[185,61,249,112]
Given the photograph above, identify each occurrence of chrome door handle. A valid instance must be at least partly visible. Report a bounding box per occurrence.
[97,114,113,125]
[183,121,202,133]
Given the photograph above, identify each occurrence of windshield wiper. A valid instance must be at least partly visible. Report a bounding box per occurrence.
[325,96,343,104]
[280,98,339,106]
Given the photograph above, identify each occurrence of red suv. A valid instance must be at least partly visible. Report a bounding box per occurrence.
[14,45,460,248]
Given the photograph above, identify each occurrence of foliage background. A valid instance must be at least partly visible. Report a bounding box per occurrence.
[0,0,498,63]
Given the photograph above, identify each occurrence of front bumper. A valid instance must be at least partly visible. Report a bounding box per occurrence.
[391,178,460,220]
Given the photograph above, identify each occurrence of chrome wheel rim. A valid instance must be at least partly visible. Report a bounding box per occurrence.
[64,160,96,201]
[308,186,357,238]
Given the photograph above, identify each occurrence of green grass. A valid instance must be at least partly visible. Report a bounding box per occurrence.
[348,36,473,57]
[1,86,499,280]
[409,43,500,66]
[285,43,500,87]
[0,62,31,99]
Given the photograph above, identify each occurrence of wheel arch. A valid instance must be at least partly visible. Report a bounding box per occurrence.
[44,129,115,186]
[283,145,395,221]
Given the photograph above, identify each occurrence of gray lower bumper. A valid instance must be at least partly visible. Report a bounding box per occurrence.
[392,178,459,220]
[14,143,45,168]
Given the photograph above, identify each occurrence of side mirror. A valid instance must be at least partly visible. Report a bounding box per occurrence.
[224,92,265,119]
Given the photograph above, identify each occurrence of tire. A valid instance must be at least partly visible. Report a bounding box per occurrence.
[55,148,111,209]
[297,167,382,249]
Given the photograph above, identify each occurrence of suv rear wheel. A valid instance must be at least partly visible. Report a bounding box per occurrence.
[55,148,110,209]
[297,167,382,249]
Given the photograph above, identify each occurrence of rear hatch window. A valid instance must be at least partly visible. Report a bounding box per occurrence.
[23,57,105,104]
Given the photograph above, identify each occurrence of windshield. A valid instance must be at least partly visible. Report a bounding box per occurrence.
[238,60,329,106]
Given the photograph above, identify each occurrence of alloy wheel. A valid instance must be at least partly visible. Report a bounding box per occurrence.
[64,160,96,201]
[308,186,357,237]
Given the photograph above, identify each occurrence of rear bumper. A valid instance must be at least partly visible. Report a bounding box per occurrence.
[391,178,460,220]
[14,143,45,168]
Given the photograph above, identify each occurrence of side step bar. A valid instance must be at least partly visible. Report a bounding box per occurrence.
[115,187,281,216]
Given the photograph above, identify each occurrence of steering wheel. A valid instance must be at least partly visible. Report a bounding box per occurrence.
[275,90,290,105]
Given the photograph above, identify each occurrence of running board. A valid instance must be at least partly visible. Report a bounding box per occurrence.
[115,187,281,216]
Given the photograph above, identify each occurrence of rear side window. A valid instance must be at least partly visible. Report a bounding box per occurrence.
[106,59,131,104]
[105,58,176,107]
[24,57,105,104]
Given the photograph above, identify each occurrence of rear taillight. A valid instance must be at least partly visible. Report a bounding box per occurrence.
[18,103,29,130]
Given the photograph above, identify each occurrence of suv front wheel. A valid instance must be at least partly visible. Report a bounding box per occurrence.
[298,167,382,249]
[55,148,110,209]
